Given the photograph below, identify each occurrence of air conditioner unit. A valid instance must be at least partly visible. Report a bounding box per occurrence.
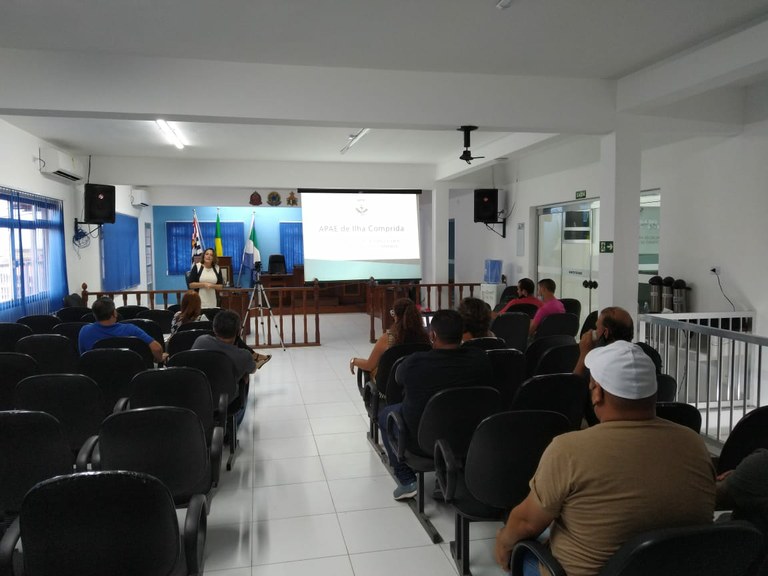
[39,148,85,182]
[131,188,150,207]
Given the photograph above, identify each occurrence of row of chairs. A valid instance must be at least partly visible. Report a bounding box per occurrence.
[489,311,581,352]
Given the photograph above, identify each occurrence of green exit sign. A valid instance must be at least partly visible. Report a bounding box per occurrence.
[575,190,587,200]
[600,241,615,253]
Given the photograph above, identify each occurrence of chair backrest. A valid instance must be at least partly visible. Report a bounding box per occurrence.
[598,521,764,576]
[485,348,526,407]
[167,348,239,402]
[637,342,663,373]
[93,336,155,368]
[54,306,92,323]
[580,309,598,337]
[268,254,287,274]
[0,352,38,410]
[377,342,432,398]
[14,374,106,453]
[461,337,509,351]
[16,314,61,335]
[493,286,519,312]
[718,405,768,474]
[533,343,580,376]
[0,411,72,514]
[417,386,501,457]
[80,312,96,323]
[115,305,150,320]
[560,298,582,322]
[15,334,79,374]
[176,320,214,333]
[0,322,33,352]
[97,407,212,505]
[128,367,215,441]
[79,348,147,413]
[167,329,212,357]
[491,312,530,351]
[656,373,677,402]
[502,302,539,319]
[166,304,181,313]
[17,471,181,576]
[464,410,570,509]
[120,318,164,350]
[524,334,575,378]
[535,312,579,339]
[201,308,222,321]
[655,402,702,434]
[510,373,588,430]
[135,309,175,333]
[51,322,87,354]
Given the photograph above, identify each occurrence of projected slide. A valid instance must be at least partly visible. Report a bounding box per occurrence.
[301,191,422,281]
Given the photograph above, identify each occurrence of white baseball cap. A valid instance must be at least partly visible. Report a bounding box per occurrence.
[585,340,657,399]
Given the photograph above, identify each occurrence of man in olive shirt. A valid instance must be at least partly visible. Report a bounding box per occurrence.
[495,340,715,576]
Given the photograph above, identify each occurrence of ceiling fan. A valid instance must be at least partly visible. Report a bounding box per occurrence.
[458,125,485,164]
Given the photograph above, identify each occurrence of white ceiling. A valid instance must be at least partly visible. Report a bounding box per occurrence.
[2,0,768,165]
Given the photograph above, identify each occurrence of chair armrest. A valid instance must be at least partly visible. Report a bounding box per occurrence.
[210,426,224,487]
[76,435,99,471]
[113,397,129,413]
[0,518,20,576]
[356,368,371,396]
[363,380,380,417]
[183,494,208,576]
[386,409,408,459]
[510,540,565,576]
[215,393,229,429]
[434,439,461,501]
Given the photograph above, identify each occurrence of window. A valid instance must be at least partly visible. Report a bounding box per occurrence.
[101,213,140,291]
[279,222,304,273]
[166,220,244,275]
[0,186,68,321]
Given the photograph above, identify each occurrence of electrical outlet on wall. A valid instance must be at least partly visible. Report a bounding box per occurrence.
[710,266,721,275]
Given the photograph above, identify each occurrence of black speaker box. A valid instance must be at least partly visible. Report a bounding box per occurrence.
[474,188,499,223]
[84,184,116,224]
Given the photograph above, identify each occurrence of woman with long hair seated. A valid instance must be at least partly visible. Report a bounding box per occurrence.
[349,297,429,379]
[170,290,209,336]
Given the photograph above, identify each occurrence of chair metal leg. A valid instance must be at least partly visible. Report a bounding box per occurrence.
[461,516,471,576]
[405,472,443,543]
[226,414,238,471]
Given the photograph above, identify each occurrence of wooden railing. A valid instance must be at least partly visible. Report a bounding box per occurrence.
[80,282,321,348]
[366,281,481,343]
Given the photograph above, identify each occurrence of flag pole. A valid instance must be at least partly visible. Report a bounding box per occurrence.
[237,211,255,288]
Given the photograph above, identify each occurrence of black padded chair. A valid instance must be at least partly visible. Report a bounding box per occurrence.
[0,411,72,538]
[0,470,206,576]
[0,322,33,352]
[54,306,92,323]
[167,329,213,357]
[656,373,677,402]
[77,406,222,503]
[201,308,222,322]
[502,303,539,319]
[493,285,519,312]
[121,318,165,350]
[93,336,155,368]
[80,312,96,323]
[387,386,501,543]
[510,373,588,430]
[490,313,530,352]
[656,402,702,433]
[638,342,664,373]
[15,334,79,374]
[16,314,60,335]
[717,405,768,474]
[559,298,582,322]
[532,343,580,376]
[14,374,106,454]
[579,309,598,337]
[0,353,37,411]
[510,521,764,576]
[535,313,579,339]
[167,304,181,313]
[268,254,287,274]
[176,320,214,333]
[136,308,175,334]
[115,304,150,320]
[524,335,575,379]
[51,321,87,353]
[461,337,508,351]
[435,410,570,576]
[79,348,147,413]
[486,348,526,408]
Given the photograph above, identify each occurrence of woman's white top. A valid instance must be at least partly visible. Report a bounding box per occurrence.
[198,266,219,308]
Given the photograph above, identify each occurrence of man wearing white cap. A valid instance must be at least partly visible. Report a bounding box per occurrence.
[495,340,716,576]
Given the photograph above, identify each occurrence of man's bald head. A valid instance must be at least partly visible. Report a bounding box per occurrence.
[599,306,634,343]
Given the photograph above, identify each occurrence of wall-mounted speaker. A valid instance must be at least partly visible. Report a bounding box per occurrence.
[474,188,499,223]
[84,184,116,224]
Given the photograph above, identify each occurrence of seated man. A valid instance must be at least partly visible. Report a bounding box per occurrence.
[378,309,494,500]
[78,297,167,363]
[493,278,543,318]
[528,278,565,336]
[495,340,716,576]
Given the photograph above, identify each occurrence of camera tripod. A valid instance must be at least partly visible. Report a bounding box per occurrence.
[242,272,286,351]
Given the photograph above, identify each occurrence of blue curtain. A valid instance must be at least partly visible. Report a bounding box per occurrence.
[101,213,140,291]
[279,222,304,273]
[0,186,68,321]
[166,220,244,275]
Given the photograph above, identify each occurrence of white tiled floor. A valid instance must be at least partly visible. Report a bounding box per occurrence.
[204,313,506,576]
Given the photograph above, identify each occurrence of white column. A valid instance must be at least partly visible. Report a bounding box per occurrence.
[430,184,450,284]
[598,119,642,316]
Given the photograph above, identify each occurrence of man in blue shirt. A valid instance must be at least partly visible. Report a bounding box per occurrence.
[78,297,167,363]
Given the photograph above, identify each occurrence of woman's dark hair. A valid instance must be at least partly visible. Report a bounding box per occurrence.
[179,290,202,323]
[458,297,492,338]
[203,248,218,267]
[390,297,429,345]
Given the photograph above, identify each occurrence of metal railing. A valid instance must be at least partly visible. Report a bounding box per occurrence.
[638,312,765,445]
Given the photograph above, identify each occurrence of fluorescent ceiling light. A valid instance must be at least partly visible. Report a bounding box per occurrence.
[496,0,513,8]
[340,128,371,154]
[155,119,187,149]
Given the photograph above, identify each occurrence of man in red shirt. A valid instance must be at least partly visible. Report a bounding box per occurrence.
[494,278,543,317]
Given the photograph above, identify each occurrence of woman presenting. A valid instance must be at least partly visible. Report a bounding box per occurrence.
[188,248,224,308]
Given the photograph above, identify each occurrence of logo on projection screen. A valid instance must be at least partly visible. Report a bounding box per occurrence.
[355,198,368,215]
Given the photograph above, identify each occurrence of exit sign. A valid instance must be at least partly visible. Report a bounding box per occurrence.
[599,241,615,253]
[575,190,587,199]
